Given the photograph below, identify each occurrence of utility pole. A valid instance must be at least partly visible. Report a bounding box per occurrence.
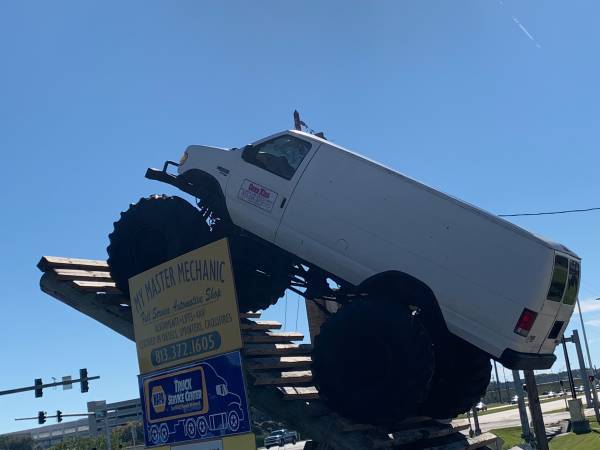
[493,360,503,403]
[576,296,594,377]
[502,365,510,399]
[524,369,549,450]
[562,338,577,399]
[103,412,112,450]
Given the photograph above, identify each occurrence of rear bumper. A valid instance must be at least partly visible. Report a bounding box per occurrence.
[499,348,556,370]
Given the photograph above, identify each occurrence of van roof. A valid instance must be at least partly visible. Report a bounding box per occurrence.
[257,130,579,259]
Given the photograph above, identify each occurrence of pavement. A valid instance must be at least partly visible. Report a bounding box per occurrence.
[258,441,307,450]
[454,396,596,432]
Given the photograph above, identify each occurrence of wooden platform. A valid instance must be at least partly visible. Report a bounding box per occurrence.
[38,255,498,450]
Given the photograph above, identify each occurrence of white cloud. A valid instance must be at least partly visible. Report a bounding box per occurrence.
[585,320,600,328]
[579,298,600,313]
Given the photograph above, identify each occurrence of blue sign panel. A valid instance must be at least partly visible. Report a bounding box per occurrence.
[139,351,250,447]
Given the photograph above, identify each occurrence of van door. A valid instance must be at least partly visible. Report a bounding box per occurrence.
[226,133,318,242]
[538,255,579,353]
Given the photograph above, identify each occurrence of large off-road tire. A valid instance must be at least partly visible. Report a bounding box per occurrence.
[227,236,291,312]
[418,333,491,419]
[107,195,290,312]
[107,195,218,297]
[311,298,434,425]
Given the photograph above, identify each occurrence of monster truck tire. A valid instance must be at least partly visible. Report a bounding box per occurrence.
[311,298,434,425]
[418,333,491,419]
[226,235,291,312]
[107,195,289,312]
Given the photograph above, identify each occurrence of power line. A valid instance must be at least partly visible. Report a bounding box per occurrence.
[499,207,600,217]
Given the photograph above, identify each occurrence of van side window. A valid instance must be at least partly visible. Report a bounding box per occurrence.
[242,135,312,180]
[547,255,568,302]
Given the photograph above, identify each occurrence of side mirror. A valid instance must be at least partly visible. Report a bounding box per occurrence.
[241,144,256,163]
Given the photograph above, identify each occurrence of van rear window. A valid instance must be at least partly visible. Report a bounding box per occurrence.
[563,260,580,305]
[547,255,568,302]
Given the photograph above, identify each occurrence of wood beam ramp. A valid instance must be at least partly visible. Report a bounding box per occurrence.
[38,255,499,450]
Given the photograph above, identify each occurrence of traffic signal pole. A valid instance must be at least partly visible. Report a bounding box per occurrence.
[0,371,98,398]
[15,412,94,424]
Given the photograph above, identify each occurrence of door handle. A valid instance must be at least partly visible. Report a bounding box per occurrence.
[280,197,287,208]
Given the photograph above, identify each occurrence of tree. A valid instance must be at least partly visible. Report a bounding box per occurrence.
[0,434,34,450]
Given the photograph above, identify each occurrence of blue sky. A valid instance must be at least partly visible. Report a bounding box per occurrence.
[1,0,599,433]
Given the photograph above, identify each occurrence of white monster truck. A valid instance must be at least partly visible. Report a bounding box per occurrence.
[107,129,580,423]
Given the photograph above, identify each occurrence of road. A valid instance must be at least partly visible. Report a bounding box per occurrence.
[258,441,307,450]
[454,396,595,431]
[259,398,596,447]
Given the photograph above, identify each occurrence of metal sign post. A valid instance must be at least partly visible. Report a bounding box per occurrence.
[512,370,534,446]
[571,330,593,407]
[524,369,549,450]
[571,330,600,422]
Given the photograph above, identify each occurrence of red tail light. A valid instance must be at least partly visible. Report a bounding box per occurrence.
[514,308,538,337]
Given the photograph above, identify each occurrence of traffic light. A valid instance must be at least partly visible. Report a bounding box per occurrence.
[80,368,88,393]
[38,411,46,424]
[34,378,43,398]
[56,410,62,423]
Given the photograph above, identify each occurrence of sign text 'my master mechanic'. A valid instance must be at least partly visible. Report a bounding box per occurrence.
[129,239,242,373]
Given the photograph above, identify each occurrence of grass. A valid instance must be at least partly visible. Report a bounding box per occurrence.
[491,420,600,450]
[490,426,523,450]
[550,423,600,449]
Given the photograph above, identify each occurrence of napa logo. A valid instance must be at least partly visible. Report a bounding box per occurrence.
[151,386,166,414]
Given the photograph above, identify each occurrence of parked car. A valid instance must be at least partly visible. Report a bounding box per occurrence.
[547,391,557,398]
[264,429,299,448]
[511,395,519,404]
[475,401,487,412]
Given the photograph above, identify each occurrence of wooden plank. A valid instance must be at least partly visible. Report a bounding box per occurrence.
[390,425,464,446]
[243,343,312,357]
[71,280,121,294]
[240,320,282,331]
[246,356,312,371]
[53,268,113,282]
[336,416,375,433]
[240,312,262,319]
[38,256,109,272]
[243,332,304,344]
[253,370,312,386]
[39,273,134,341]
[278,386,320,400]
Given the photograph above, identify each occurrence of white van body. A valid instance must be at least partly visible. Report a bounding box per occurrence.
[177,130,580,369]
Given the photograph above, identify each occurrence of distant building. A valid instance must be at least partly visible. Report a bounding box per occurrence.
[0,397,142,449]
